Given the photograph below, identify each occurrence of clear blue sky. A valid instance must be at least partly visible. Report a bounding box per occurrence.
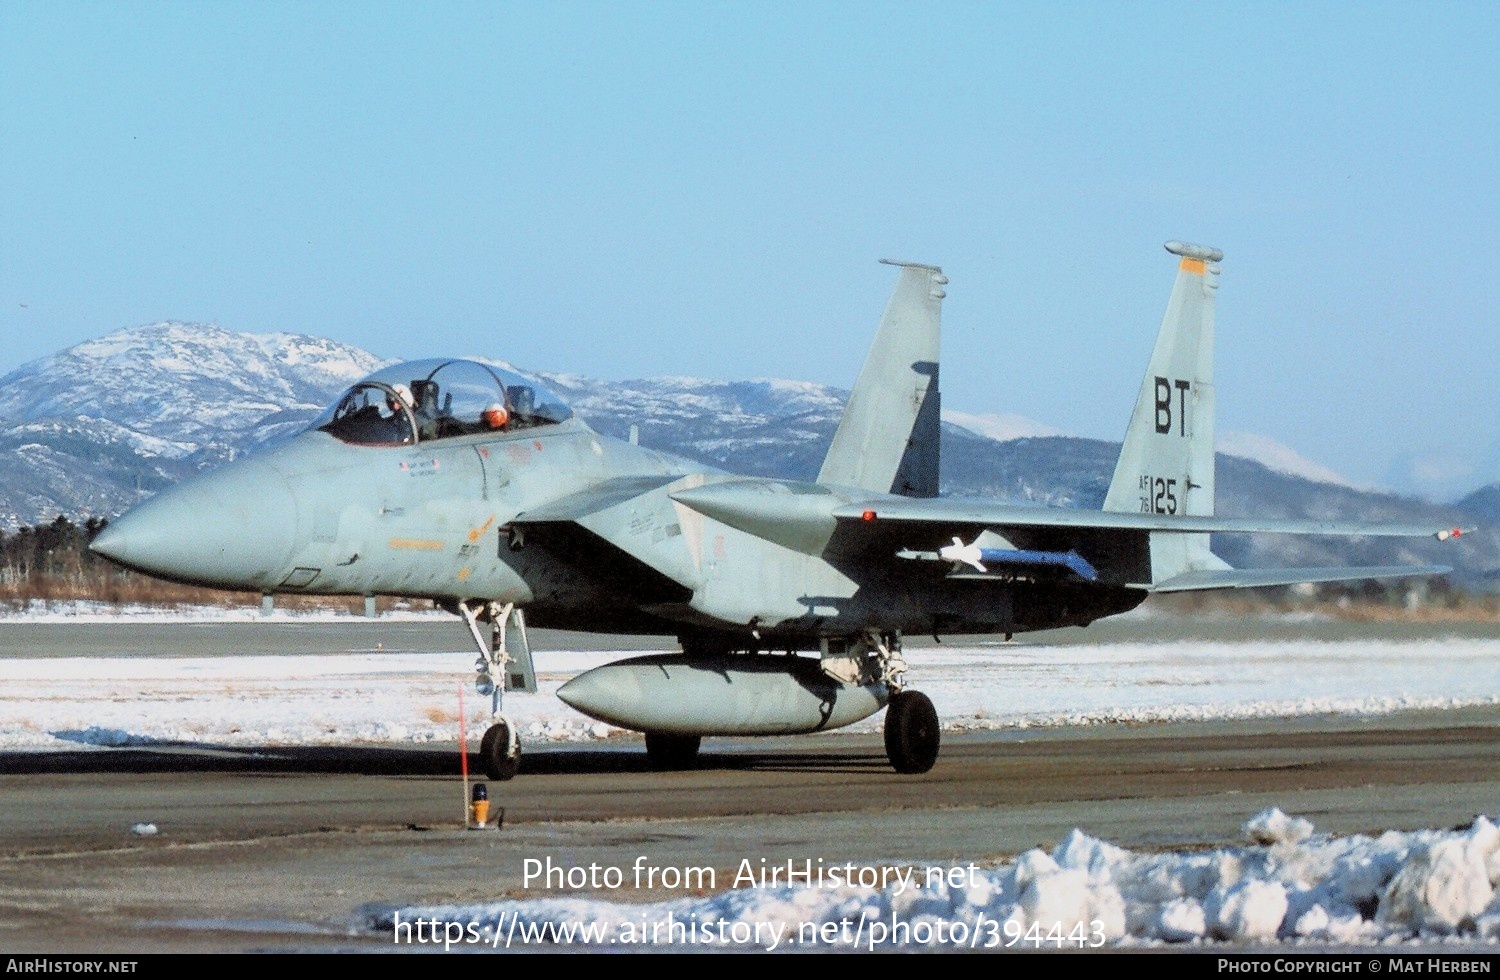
[2,2,1496,498]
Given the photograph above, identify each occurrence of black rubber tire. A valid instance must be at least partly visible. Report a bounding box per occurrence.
[644,732,701,770]
[884,690,940,774]
[479,721,521,780]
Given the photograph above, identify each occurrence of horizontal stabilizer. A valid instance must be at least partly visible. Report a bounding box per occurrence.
[1149,565,1451,593]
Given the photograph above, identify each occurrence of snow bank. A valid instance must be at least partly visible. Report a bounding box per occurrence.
[367,810,1500,950]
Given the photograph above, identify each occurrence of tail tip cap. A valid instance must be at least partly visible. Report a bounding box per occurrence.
[1165,241,1224,262]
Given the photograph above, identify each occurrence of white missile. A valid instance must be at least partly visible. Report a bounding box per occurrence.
[939,536,987,572]
[933,536,1100,580]
[556,653,888,736]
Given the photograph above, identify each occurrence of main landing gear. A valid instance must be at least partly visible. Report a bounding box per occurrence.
[459,600,536,781]
[884,690,940,774]
[850,630,939,775]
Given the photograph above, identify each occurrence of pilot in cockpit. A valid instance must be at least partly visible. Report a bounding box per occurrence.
[355,382,416,444]
[508,386,535,428]
[409,379,443,440]
[315,359,573,445]
[387,383,415,414]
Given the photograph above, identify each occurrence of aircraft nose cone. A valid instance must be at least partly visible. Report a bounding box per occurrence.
[90,457,299,590]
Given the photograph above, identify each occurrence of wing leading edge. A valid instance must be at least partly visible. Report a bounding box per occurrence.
[832,498,1471,540]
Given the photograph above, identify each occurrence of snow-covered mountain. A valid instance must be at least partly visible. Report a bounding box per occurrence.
[942,410,1064,443]
[0,323,1492,585]
[0,322,387,449]
[1215,431,1355,489]
[0,323,388,527]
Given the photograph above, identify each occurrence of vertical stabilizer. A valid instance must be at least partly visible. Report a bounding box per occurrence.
[1102,242,1226,581]
[818,260,946,497]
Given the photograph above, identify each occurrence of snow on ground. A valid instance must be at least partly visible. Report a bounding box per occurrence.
[0,600,450,624]
[0,648,627,749]
[2,634,1497,751]
[367,809,1500,949]
[5,612,1500,948]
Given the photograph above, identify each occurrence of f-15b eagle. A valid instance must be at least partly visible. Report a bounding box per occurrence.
[90,242,1470,777]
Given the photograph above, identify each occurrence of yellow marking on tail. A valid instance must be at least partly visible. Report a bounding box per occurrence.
[1179,258,1206,275]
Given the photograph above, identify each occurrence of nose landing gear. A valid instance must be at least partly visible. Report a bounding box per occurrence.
[478,717,521,781]
[459,600,535,781]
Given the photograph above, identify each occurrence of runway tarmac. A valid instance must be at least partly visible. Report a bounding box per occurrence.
[3,614,1499,952]
[5,709,1500,951]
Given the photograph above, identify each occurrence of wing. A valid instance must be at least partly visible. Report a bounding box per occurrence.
[831,497,1469,591]
[832,498,1469,539]
[509,475,699,605]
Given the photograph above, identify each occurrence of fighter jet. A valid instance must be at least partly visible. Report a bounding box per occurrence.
[90,243,1471,777]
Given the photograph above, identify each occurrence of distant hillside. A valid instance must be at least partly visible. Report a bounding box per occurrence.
[0,323,386,528]
[1459,483,1500,526]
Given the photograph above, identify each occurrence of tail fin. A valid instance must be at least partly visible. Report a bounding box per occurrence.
[818,259,946,497]
[1102,241,1225,581]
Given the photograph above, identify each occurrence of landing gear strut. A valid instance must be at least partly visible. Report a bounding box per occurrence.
[459,600,535,781]
[846,630,939,775]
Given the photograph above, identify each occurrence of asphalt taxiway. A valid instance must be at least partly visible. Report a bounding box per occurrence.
[4,614,1499,952]
[6,705,1500,952]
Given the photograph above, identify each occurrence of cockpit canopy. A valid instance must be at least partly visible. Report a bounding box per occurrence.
[310,359,573,446]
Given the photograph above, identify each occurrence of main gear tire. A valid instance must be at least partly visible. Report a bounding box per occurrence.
[883,690,940,774]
